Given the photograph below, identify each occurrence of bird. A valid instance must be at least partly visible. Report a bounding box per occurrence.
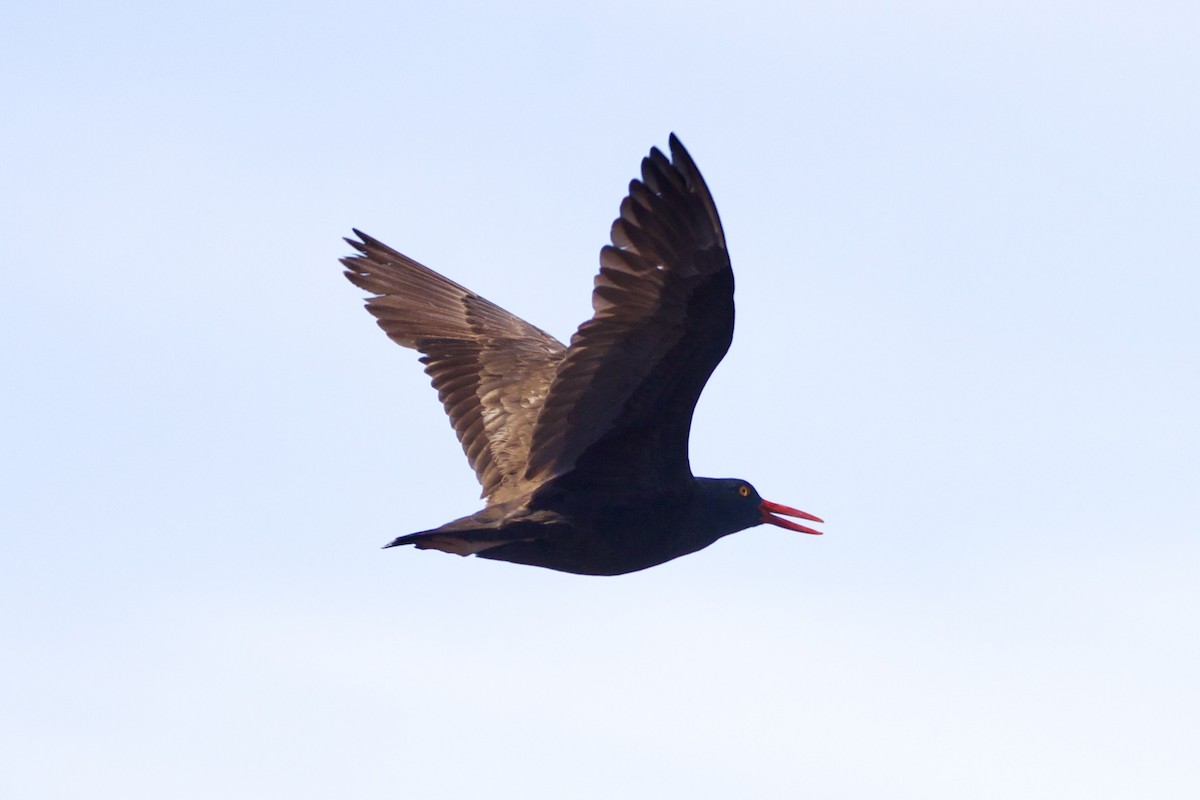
[341,134,822,576]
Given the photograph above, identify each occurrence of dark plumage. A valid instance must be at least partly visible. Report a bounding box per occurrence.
[342,134,821,575]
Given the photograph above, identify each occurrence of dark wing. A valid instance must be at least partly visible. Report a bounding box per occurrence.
[342,231,566,505]
[524,135,733,493]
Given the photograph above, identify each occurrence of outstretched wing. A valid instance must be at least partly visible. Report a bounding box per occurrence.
[342,232,566,505]
[525,135,734,494]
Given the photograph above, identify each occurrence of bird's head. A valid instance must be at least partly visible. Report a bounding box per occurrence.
[694,478,823,539]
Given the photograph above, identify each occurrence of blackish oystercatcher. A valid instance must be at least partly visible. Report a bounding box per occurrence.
[342,134,822,575]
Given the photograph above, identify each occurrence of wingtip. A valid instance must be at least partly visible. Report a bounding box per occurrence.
[668,133,692,162]
[667,134,697,173]
[350,227,391,250]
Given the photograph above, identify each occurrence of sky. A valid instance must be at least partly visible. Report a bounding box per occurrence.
[2,1,1198,797]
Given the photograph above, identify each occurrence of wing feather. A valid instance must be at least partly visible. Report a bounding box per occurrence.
[342,233,566,504]
[525,135,734,492]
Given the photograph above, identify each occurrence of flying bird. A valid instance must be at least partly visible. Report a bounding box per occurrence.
[342,134,822,575]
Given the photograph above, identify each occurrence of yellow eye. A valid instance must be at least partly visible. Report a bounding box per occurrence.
[738,485,750,497]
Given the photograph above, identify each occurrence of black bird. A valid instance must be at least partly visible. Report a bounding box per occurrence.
[342,134,822,575]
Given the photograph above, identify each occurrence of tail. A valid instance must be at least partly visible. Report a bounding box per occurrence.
[383,529,523,557]
[382,506,562,557]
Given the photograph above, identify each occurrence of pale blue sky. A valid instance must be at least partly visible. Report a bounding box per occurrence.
[2,1,1198,798]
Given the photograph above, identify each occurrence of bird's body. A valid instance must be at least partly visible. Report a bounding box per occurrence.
[342,135,821,575]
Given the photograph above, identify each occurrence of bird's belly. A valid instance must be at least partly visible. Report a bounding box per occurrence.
[478,501,704,576]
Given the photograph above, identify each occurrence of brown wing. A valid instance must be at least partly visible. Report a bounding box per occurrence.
[524,135,733,493]
[342,231,566,505]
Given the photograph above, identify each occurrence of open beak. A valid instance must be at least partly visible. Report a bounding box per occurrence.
[759,499,824,536]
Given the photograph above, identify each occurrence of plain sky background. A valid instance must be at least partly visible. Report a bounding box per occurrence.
[2,1,1197,798]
